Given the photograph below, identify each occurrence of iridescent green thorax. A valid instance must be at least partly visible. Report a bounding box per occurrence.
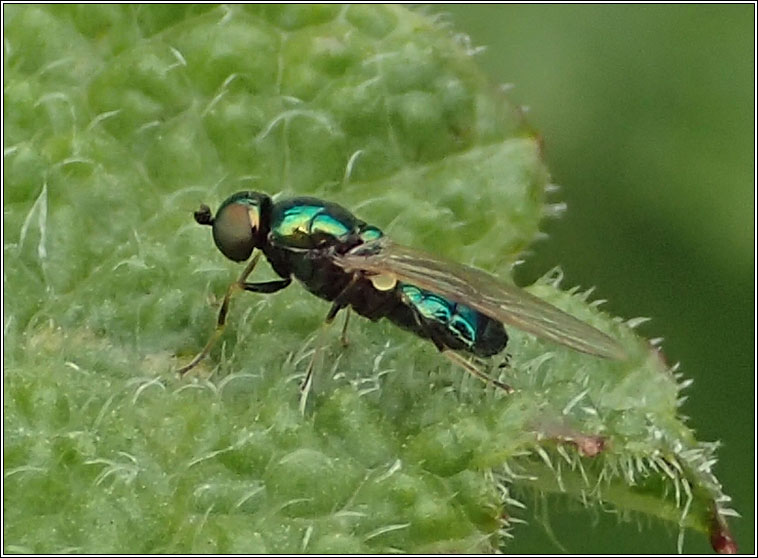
[275,204,351,247]
[269,197,376,250]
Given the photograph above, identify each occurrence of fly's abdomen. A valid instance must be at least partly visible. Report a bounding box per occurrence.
[399,284,508,357]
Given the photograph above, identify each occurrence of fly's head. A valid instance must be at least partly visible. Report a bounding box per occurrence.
[195,191,272,262]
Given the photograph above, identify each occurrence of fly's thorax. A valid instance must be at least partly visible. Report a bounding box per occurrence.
[268,197,384,251]
[254,196,390,302]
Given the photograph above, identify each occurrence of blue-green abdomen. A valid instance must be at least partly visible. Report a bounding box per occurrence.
[399,284,507,357]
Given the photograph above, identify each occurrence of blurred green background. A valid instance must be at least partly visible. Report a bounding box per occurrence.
[446,4,754,553]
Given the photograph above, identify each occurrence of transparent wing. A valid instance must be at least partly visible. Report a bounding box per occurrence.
[333,237,627,360]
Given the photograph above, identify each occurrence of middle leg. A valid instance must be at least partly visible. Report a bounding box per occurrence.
[299,274,361,414]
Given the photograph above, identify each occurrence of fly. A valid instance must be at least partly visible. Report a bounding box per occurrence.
[178,191,626,403]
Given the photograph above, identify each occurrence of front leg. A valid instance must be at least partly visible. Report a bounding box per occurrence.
[178,253,280,376]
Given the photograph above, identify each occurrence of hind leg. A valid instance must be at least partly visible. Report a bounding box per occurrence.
[442,350,513,393]
[408,306,513,394]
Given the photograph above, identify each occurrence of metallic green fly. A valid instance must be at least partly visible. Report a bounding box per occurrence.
[179,191,626,401]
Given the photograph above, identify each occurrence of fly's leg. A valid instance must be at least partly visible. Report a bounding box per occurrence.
[339,308,351,347]
[443,350,514,394]
[242,277,292,294]
[178,253,289,376]
[299,274,360,414]
[298,300,344,415]
[497,352,513,370]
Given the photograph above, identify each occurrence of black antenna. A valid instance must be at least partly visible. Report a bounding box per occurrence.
[194,204,213,226]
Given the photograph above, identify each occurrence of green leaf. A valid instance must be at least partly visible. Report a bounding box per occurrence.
[3,5,735,554]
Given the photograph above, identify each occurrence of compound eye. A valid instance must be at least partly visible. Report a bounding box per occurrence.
[212,202,256,262]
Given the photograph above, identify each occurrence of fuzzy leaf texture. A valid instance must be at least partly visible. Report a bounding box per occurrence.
[3,5,736,554]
